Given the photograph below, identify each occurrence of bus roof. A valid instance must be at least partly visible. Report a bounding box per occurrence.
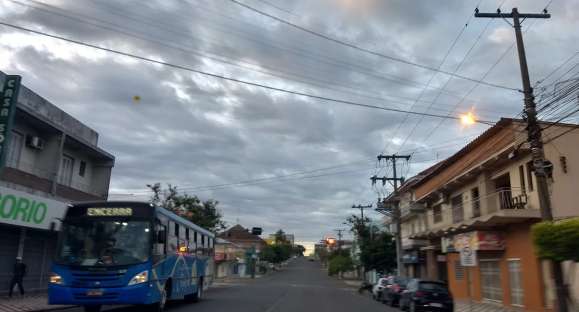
[69,201,215,237]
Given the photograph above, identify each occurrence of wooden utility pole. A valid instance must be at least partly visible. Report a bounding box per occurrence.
[376,154,410,277]
[334,229,345,250]
[351,204,373,220]
[475,8,568,312]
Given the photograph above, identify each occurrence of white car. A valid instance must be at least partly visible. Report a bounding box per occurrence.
[371,277,392,301]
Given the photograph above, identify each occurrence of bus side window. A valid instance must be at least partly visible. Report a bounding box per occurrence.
[154,222,167,262]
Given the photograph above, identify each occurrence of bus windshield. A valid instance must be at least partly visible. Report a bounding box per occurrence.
[57,219,151,267]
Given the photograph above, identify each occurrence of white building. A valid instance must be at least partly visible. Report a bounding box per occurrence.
[0,72,114,293]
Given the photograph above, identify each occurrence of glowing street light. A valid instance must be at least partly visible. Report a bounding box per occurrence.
[460,112,476,125]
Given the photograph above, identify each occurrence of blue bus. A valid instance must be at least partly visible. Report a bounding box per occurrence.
[48,201,215,312]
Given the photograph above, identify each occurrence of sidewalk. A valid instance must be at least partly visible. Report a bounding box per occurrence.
[0,295,74,312]
[454,300,524,312]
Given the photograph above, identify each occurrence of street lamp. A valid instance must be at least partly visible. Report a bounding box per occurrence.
[460,111,476,125]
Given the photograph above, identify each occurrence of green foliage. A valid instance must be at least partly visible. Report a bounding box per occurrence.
[260,243,292,264]
[260,229,296,264]
[293,245,306,256]
[328,253,354,276]
[532,218,579,262]
[360,231,396,272]
[147,183,226,232]
[345,215,396,273]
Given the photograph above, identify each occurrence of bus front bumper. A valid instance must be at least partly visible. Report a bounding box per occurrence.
[48,283,157,306]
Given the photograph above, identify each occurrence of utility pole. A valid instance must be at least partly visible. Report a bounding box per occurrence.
[376,154,410,277]
[351,204,373,220]
[475,8,568,312]
[334,229,345,250]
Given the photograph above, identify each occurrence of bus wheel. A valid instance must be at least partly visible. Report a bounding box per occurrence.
[148,285,168,312]
[83,305,101,312]
[186,278,203,303]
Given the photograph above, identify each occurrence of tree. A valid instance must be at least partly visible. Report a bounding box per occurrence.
[328,249,354,276]
[293,245,306,257]
[345,215,396,273]
[147,183,226,232]
[532,218,579,262]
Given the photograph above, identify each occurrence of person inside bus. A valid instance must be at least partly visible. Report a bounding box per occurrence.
[99,237,121,264]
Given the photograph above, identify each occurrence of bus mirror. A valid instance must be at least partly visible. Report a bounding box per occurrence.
[157,230,166,244]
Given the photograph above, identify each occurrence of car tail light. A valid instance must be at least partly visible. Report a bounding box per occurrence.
[414,291,425,297]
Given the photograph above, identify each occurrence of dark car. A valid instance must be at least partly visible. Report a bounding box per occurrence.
[381,276,409,306]
[400,279,453,312]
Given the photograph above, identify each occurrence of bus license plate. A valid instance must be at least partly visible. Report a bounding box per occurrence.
[86,290,103,297]
[430,303,443,308]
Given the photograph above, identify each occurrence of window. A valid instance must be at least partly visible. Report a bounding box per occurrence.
[518,165,526,192]
[451,194,464,223]
[185,228,190,240]
[508,260,524,306]
[79,160,86,177]
[471,188,480,218]
[59,154,74,186]
[433,205,442,223]
[174,223,179,237]
[454,261,464,280]
[480,260,503,302]
[526,162,534,192]
[201,235,205,246]
[194,231,198,242]
[6,131,23,168]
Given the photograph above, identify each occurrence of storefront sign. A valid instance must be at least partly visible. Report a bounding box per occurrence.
[452,231,504,251]
[0,186,67,230]
[0,75,21,170]
[441,236,455,253]
[460,247,477,266]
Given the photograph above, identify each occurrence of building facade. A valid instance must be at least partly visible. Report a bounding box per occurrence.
[0,72,114,293]
[393,118,579,311]
[214,238,244,278]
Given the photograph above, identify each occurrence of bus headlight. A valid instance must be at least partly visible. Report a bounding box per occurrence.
[49,273,63,285]
[128,270,149,285]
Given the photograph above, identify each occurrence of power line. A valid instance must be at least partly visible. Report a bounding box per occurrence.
[394,3,503,155]
[17,0,508,118]
[252,0,297,17]
[373,0,486,173]
[0,21,498,125]
[225,0,519,92]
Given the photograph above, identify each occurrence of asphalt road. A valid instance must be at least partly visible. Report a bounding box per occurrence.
[64,258,397,312]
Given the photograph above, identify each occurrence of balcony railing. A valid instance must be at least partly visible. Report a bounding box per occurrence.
[492,187,527,210]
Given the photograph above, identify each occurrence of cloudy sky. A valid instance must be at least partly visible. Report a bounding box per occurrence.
[1,0,578,248]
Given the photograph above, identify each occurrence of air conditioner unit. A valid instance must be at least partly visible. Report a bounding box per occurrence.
[25,135,45,150]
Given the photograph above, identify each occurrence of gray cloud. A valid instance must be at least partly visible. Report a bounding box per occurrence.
[1,0,577,242]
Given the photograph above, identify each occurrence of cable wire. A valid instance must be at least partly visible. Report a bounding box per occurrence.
[225,0,519,92]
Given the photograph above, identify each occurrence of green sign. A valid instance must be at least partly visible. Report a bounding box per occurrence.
[0,186,67,230]
[0,75,21,170]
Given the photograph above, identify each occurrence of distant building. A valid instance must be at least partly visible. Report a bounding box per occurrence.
[214,238,244,278]
[0,72,115,293]
[266,232,295,245]
[218,224,267,253]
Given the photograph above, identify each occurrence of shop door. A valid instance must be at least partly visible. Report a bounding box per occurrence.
[480,260,503,302]
[0,225,20,293]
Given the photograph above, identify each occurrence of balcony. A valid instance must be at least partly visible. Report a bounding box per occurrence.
[400,201,426,220]
[412,187,539,239]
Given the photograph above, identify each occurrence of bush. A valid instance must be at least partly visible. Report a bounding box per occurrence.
[532,218,579,262]
[328,255,354,276]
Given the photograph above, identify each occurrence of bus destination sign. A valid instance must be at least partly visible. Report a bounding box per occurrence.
[87,207,133,217]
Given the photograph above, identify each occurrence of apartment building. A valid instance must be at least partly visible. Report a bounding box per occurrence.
[0,72,115,293]
[392,118,579,311]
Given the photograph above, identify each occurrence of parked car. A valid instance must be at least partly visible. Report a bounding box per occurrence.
[371,277,392,301]
[381,276,409,306]
[400,279,453,312]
